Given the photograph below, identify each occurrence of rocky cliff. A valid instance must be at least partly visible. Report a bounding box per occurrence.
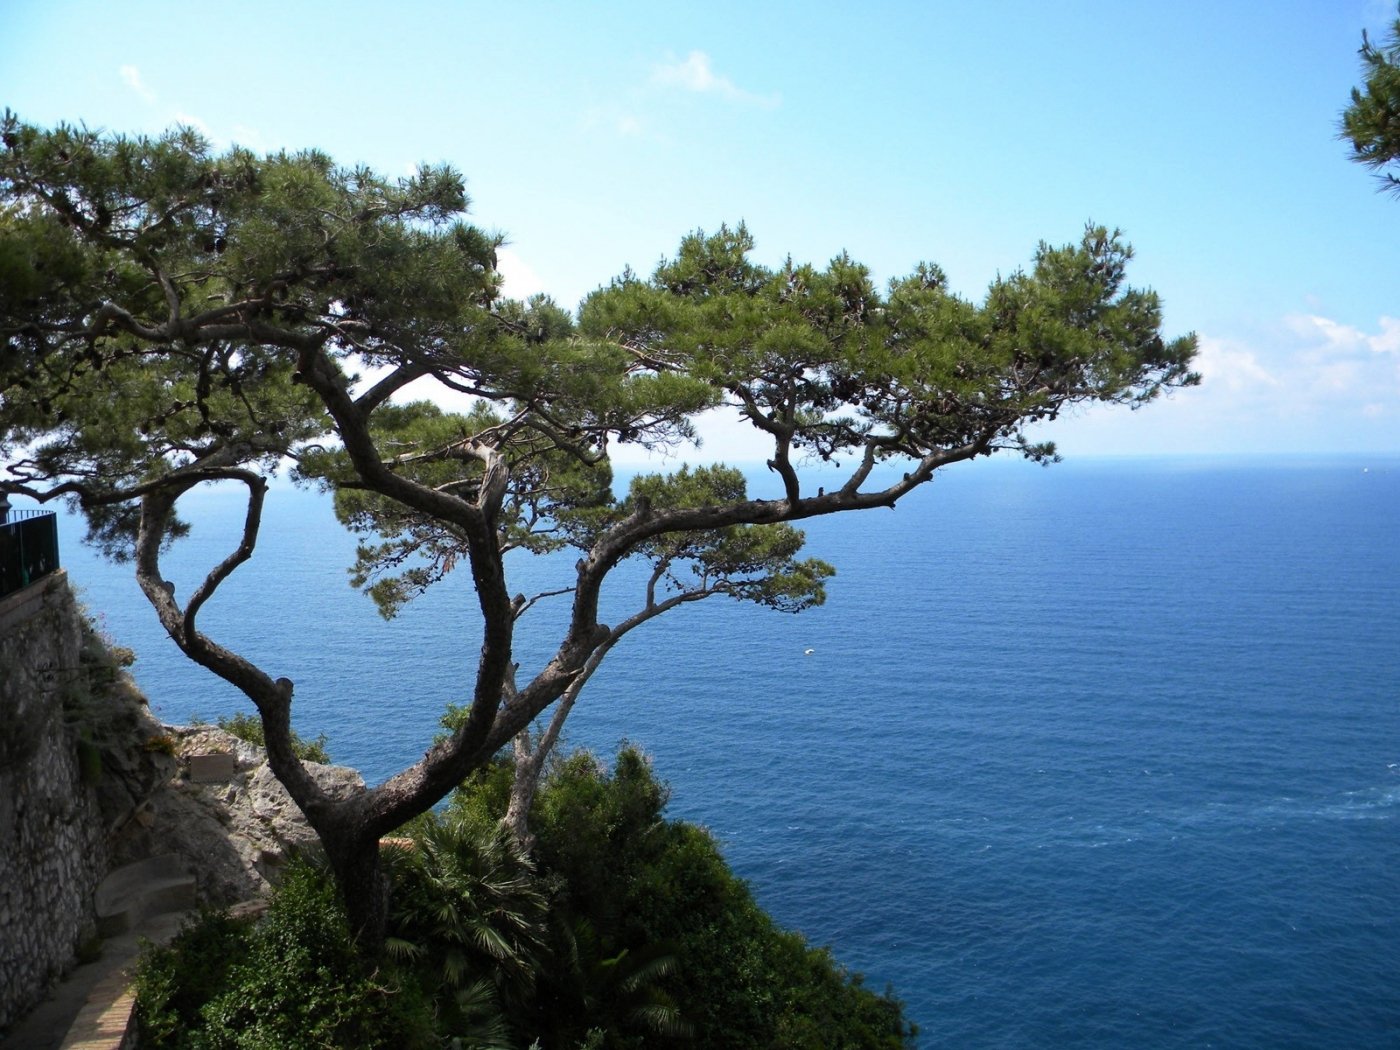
[0,572,360,1035]
[132,725,364,905]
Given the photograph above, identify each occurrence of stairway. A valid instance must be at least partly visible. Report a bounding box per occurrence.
[93,855,197,938]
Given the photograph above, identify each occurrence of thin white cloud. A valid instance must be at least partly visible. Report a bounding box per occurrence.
[1286,313,1400,355]
[1024,311,1400,456]
[579,107,651,140]
[1251,315,1400,411]
[1286,314,1362,353]
[1373,317,1400,355]
[1194,336,1279,392]
[652,51,779,108]
[1198,316,1400,436]
[171,112,258,152]
[496,248,545,301]
[654,51,731,94]
[119,65,156,104]
[229,124,268,152]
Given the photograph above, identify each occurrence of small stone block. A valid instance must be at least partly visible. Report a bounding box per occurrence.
[188,752,236,783]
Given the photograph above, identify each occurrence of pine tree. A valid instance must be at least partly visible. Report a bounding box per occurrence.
[0,113,1197,943]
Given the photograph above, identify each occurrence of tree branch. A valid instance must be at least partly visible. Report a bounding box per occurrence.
[131,477,330,816]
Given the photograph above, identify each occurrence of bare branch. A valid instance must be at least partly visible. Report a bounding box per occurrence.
[183,470,266,634]
[512,586,576,621]
[354,360,434,415]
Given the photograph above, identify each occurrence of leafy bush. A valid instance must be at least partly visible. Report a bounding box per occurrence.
[216,711,331,763]
[132,908,252,1047]
[133,863,435,1050]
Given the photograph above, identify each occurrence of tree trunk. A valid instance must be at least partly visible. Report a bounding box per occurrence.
[504,731,542,851]
[322,828,390,951]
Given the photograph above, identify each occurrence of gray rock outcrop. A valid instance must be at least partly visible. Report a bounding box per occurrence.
[117,725,365,905]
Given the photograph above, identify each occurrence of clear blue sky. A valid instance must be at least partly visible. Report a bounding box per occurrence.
[5,0,1398,459]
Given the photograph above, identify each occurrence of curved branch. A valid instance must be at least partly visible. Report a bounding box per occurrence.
[132,476,329,816]
[183,471,266,634]
[354,360,434,415]
[293,344,519,833]
[513,586,576,621]
[502,578,722,840]
[733,385,801,504]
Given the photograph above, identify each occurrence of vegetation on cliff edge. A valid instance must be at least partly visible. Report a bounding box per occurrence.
[134,745,916,1049]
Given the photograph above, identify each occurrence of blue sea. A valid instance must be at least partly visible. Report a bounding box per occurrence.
[54,454,1400,1047]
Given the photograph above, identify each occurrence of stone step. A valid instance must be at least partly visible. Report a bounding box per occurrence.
[93,855,196,938]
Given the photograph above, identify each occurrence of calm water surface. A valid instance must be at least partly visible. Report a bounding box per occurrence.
[57,455,1400,1047]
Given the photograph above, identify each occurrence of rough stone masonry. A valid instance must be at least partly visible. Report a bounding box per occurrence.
[0,572,362,1034]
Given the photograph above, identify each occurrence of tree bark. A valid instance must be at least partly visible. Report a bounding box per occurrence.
[320,827,390,950]
[504,731,542,851]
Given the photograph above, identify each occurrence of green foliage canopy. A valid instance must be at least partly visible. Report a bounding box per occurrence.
[1344,8,1400,190]
[133,864,438,1049]
[0,113,1197,940]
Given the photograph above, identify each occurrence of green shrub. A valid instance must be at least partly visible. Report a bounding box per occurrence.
[135,747,915,1049]
[133,864,436,1050]
[216,711,331,764]
[132,908,253,1047]
[383,815,550,1044]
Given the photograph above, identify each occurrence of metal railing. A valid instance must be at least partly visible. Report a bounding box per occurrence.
[0,510,60,600]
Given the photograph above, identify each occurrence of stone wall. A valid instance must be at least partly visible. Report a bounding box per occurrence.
[0,572,171,1033]
[0,571,366,1036]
